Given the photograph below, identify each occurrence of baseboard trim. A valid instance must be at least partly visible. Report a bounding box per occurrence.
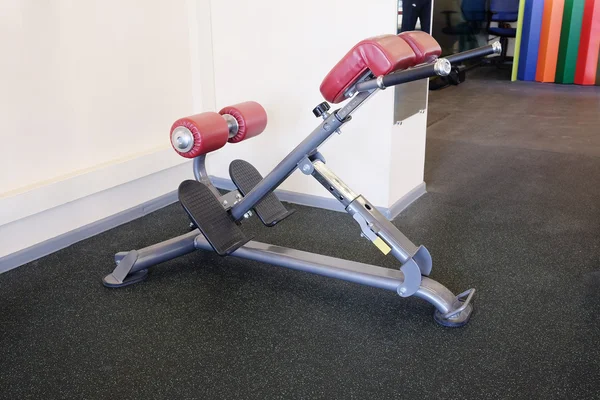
[384,182,427,220]
[0,147,186,226]
[0,178,426,274]
[0,191,178,274]
[210,176,346,212]
[275,189,346,212]
[211,176,425,217]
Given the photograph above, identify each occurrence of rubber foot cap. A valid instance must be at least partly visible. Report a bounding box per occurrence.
[433,301,474,328]
[103,269,149,288]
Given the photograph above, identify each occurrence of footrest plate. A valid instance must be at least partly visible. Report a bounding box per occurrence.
[229,159,294,226]
[178,180,250,256]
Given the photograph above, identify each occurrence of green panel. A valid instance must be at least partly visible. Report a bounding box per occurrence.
[512,0,527,81]
[556,0,586,83]
[597,51,600,86]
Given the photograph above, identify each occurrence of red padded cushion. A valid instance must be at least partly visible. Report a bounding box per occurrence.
[398,31,441,64]
[320,35,417,104]
[219,101,268,143]
[319,32,442,104]
[170,112,229,158]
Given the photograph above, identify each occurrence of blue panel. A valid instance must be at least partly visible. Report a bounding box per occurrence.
[518,0,546,81]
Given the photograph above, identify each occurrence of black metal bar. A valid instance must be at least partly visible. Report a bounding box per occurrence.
[382,63,439,88]
[445,43,498,64]
[355,63,440,92]
[355,42,501,92]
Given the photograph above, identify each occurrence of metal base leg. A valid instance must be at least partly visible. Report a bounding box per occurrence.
[103,230,198,288]
[103,268,149,288]
[433,301,474,327]
[414,278,475,327]
[193,235,475,327]
[103,231,475,327]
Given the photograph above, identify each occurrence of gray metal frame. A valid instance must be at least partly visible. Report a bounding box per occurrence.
[229,90,376,221]
[101,48,508,326]
[103,90,475,326]
[105,230,473,326]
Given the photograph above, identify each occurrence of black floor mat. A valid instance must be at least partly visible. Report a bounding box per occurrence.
[1,82,600,399]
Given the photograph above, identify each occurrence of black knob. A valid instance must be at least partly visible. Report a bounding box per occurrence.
[312,102,331,118]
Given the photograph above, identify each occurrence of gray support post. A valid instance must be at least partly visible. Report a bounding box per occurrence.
[193,155,222,198]
[229,90,376,221]
[309,159,432,276]
[308,159,432,297]
[229,114,344,220]
[346,196,419,264]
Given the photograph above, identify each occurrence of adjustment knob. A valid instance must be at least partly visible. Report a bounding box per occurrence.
[312,102,331,118]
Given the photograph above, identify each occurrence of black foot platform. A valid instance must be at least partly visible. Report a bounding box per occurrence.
[178,180,250,256]
[229,159,294,226]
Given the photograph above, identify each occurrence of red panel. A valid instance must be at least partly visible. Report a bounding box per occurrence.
[575,0,600,85]
[219,101,268,143]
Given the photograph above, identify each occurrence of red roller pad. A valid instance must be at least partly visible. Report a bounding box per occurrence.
[398,31,442,64]
[170,112,229,158]
[320,35,417,104]
[219,101,268,143]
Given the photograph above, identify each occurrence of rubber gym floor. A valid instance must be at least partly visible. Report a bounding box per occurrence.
[2,72,600,399]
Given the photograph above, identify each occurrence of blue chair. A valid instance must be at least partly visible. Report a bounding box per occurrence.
[441,0,488,52]
[462,0,488,21]
[487,0,520,62]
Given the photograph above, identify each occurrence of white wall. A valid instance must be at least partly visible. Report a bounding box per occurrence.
[204,0,400,208]
[389,111,428,204]
[0,163,194,259]
[0,0,197,258]
[0,0,195,194]
[1,0,430,264]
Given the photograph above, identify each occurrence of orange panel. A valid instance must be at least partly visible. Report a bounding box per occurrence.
[536,0,566,82]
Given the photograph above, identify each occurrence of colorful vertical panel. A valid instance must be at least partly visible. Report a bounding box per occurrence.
[574,0,600,85]
[556,0,586,83]
[512,0,527,81]
[518,0,545,81]
[596,53,600,85]
[537,0,566,82]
